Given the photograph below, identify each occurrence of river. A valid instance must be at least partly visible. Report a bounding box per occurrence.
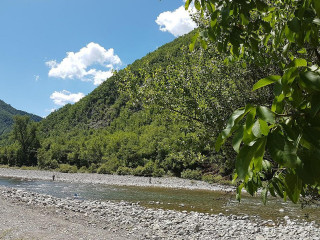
[0,176,318,224]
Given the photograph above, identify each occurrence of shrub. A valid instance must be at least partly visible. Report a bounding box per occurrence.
[202,174,232,185]
[20,166,38,170]
[58,164,73,173]
[116,166,133,175]
[152,168,165,177]
[58,164,77,173]
[132,166,145,176]
[78,166,88,173]
[142,161,154,177]
[181,169,202,180]
[97,164,111,174]
[201,174,216,183]
[69,165,78,173]
[87,163,97,173]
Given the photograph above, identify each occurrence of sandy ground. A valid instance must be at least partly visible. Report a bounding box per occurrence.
[0,194,130,240]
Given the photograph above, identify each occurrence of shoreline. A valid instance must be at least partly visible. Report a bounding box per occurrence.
[1,168,320,239]
[0,168,235,192]
[1,186,319,239]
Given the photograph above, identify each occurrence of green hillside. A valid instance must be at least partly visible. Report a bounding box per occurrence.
[0,31,274,180]
[0,99,42,136]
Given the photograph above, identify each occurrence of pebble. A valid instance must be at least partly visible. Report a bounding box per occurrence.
[1,187,319,240]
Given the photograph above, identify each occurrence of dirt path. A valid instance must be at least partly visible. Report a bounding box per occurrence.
[0,195,129,240]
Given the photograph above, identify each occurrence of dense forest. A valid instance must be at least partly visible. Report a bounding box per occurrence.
[0,100,42,137]
[0,30,274,182]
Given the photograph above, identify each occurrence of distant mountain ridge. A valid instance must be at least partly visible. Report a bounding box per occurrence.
[0,99,42,135]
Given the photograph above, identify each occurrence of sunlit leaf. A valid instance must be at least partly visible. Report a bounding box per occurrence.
[256,106,275,124]
[252,75,280,91]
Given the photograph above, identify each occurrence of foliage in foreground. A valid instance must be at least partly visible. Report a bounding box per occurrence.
[185,0,320,203]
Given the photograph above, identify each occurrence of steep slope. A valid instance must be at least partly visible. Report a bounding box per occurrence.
[0,99,42,136]
[40,32,194,136]
[1,30,273,179]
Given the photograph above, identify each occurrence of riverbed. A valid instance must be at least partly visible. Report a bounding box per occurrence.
[0,168,320,239]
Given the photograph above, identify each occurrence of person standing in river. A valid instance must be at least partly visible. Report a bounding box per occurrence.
[52,174,55,181]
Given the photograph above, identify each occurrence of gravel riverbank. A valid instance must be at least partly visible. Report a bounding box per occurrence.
[0,168,234,192]
[1,187,319,240]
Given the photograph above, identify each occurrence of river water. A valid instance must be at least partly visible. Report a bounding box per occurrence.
[0,176,318,223]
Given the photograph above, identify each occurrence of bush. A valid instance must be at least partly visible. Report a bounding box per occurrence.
[87,163,97,173]
[132,166,145,176]
[58,164,77,173]
[58,164,72,173]
[201,174,216,183]
[116,166,133,175]
[69,165,78,173]
[142,161,154,177]
[181,169,202,180]
[78,166,88,173]
[152,168,165,177]
[202,174,232,185]
[97,164,111,174]
[20,166,38,170]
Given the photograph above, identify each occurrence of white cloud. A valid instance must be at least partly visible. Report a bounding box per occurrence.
[46,42,121,85]
[156,6,197,37]
[50,90,85,106]
[34,75,40,82]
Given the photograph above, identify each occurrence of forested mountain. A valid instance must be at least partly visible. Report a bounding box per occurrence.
[0,99,42,136]
[0,30,274,181]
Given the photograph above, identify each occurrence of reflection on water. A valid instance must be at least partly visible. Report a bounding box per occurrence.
[0,176,319,223]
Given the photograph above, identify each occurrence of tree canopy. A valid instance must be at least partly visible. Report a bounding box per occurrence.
[185,0,320,203]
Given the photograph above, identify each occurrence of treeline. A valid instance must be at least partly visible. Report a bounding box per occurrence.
[0,31,274,181]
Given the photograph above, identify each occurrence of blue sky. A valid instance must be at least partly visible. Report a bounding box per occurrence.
[0,0,196,117]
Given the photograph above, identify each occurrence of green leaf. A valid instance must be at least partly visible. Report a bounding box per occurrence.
[194,0,201,11]
[259,119,269,136]
[269,184,276,197]
[262,160,271,172]
[256,106,275,124]
[314,0,320,17]
[267,129,302,168]
[185,0,192,10]
[200,38,208,49]
[285,172,302,204]
[261,21,271,33]
[232,125,244,153]
[300,71,320,91]
[240,13,249,25]
[261,188,268,205]
[252,120,262,138]
[285,24,295,42]
[252,137,267,172]
[243,108,257,144]
[236,137,266,180]
[256,0,268,12]
[271,93,285,113]
[236,183,244,202]
[236,145,254,180]
[302,126,320,149]
[297,148,320,185]
[288,17,301,33]
[287,58,307,69]
[272,178,284,198]
[252,75,280,91]
[189,32,199,51]
[250,37,259,52]
[216,105,253,151]
[310,93,320,117]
